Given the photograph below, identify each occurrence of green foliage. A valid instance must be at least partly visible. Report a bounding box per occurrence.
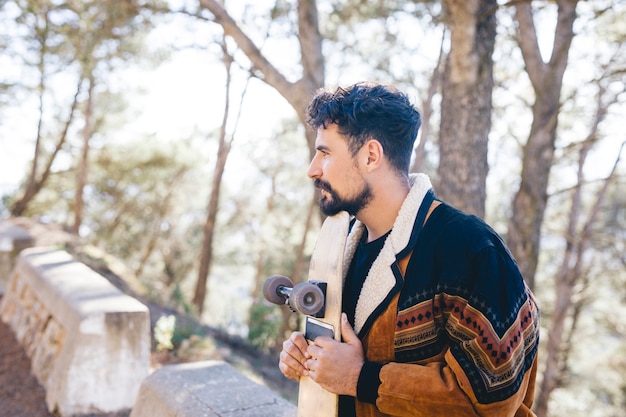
[170,318,205,349]
[170,283,196,315]
[86,138,202,278]
[247,301,283,352]
[154,313,207,352]
[176,334,217,361]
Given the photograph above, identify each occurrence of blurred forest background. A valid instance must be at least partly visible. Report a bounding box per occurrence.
[0,0,625,416]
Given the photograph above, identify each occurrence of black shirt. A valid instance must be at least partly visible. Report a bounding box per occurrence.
[339,229,391,417]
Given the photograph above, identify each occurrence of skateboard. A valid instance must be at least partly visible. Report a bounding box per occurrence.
[263,211,350,417]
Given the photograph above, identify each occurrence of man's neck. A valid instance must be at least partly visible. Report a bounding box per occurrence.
[356,175,411,242]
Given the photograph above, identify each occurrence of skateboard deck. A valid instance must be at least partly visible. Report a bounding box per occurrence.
[297,211,350,417]
[263,211,350,417]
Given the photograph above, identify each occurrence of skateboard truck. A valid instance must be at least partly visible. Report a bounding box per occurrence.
[263,275,335,341]
[263,275,327,317]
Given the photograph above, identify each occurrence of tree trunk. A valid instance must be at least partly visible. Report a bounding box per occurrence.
[134,169,185,279]
[11,79,82,216]
[192,139,231,315]
[506,0,578,289]
[73,75,95,235]
[199,0,324,158]
[194,0,327,315]
[12,5,49,217]
[411,33,444,174]
[193,47,234,316]
[438,0,497,218]
[534,93,623,416]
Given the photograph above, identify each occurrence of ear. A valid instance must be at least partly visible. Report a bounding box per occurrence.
[362,140,384,172]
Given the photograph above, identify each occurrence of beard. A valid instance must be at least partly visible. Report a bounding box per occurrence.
[314,178,372,216]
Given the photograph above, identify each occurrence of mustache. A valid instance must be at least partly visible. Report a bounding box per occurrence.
[314,179,333,193]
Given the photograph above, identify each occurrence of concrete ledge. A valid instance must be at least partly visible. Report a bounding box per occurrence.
[0,221,33,294]
[130,360,296,417]
[0,247,151,416]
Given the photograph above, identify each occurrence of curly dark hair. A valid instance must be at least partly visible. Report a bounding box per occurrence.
[306,82,421,175]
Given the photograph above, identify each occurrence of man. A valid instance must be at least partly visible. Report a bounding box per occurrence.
[279,82,540,417]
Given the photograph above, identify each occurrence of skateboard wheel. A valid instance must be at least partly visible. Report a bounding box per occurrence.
[289,282,325,316]
[263,275,293,305]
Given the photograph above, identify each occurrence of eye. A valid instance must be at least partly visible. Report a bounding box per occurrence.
[315,148,329,158]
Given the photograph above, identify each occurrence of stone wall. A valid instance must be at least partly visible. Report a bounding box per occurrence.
[0,226,298,417]
[0,221,33,294]
[130,360,296,417]
[0,247,151,416]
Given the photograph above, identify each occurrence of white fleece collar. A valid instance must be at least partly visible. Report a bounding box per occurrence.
[343,173,433,334]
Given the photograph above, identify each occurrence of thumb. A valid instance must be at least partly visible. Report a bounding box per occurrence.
[341,313,359,345]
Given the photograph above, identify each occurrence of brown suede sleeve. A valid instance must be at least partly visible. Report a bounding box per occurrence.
[372,351,537,417]
[376,359,478,416]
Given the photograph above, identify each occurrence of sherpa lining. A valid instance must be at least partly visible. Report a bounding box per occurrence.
[343,173,433,334]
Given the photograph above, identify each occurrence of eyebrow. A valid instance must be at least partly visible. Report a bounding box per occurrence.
[316,145,331,152]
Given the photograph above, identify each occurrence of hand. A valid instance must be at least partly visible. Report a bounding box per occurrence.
[305,313,364,396]
[279,331,310,381]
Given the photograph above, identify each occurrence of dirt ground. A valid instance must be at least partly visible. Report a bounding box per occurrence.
[0,314,55,417]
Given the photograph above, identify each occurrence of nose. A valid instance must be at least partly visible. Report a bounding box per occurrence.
[307,154,322,179]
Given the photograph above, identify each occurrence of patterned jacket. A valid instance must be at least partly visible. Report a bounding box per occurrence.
[343,174,540,417]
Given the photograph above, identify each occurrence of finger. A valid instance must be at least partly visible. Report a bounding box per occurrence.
[307,343,322,360]
[311,335,334,349]
[305,358,317,371]
[278,360,302,381]
[340,313,359,345]
[279,349,309,379]
[290,332,311,359]
[284,333,308,363]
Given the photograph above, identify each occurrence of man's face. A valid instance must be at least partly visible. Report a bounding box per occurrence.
[307,124,372,216]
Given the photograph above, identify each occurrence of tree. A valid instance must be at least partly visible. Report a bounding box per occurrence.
[7,0,152,220]
[537,134,624,416]
[86,140,199,290]
[184,0,326,314]
[70,0,153,235]
[198,0,324,158]
[410,36,445,175]
[506,0,579,289]
[531,5,626,412]
[8,0,81,217]
[437,0,497,217]
[245,118,314,349]
[192,34,251,315]
[74,74,95,235]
